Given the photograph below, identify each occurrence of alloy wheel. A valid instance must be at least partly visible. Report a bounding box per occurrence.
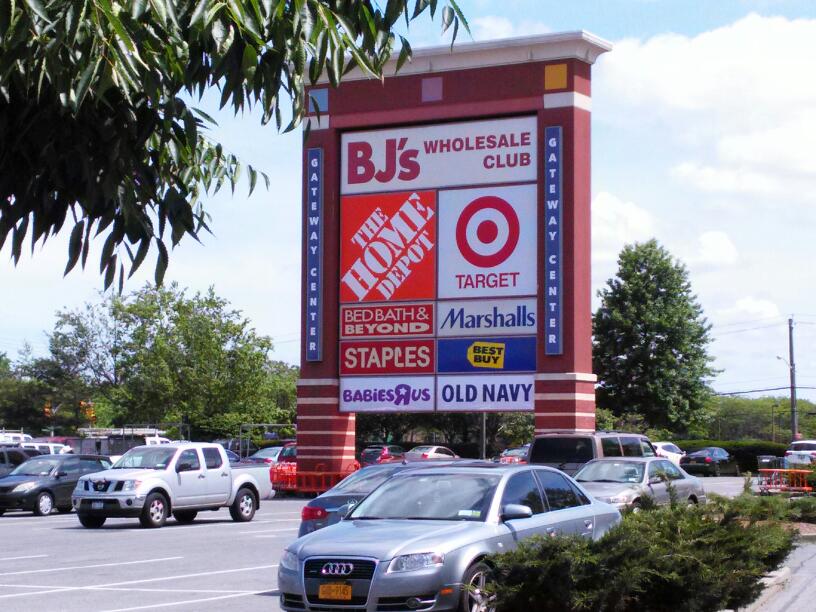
[467,569,495,612]
[239,493,254,517]
[38,494,53,515]
[149,498,165,522]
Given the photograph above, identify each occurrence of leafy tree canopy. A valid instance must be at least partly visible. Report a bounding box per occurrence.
[593,239,717,432]
[0,0,466,288]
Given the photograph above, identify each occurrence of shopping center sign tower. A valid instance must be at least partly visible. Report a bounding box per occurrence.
[297,32,612,472]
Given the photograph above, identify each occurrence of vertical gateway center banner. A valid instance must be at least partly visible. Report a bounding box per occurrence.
[339,117,539,413]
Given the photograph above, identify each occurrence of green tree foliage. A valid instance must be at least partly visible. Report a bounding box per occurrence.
[593,240,717,432]
[703,395,816,442]
[489,501,794,612]
[47,283,297,437]
[0,1,467,287]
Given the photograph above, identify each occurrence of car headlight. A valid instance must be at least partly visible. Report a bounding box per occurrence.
[73,481,85,492]
[122,480,141,492]
[388,552,445,573]
[12,482,37,494]
[280,550,299,571]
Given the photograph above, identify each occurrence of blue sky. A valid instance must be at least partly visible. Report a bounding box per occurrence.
[2,1,815,402]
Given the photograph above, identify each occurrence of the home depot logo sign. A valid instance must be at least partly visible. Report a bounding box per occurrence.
[340,191,436,302]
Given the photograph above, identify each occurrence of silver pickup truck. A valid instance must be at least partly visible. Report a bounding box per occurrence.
[72,442,273,528]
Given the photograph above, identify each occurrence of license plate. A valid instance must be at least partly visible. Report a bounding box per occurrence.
[91,501,103,510]
[319,583,352,601]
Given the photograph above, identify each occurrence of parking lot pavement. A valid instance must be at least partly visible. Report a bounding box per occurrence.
[700,476,752,498]
[0,496,307,612]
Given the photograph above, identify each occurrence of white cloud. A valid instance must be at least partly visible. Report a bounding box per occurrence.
[591,191,657,263]
[691,230,739,266]
[471,16,550,41]
[596,14,816,201]
[715,297,781,324]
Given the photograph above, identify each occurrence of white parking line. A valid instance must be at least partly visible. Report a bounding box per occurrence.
[0,556,183,579]
[237,528,298,535]
[0,555,49,561]
[0,564,278,600]
[0,585,257,594]
[101,589,272,611]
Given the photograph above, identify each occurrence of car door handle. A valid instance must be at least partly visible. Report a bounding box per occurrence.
[221,473,229,477]
[546,527,557,537]
[584,520,593,529]
[198,474,206,479]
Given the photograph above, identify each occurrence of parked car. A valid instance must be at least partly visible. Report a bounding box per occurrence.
[499,447,529,464]
[0,432,33,444]
[528,431,657,475]
[213,438,259,458]
[404,445,459,461]
[785,440,816,465]
[278,464,620,612]
[21,442,73,455]
[0,447,32,477]
[248,446,284,464]
[574,457,706,511]
[680,447,739,476]
[277,443,298,464]
[0,454,111,516]
[360,444,405,466]
[72,442,273,528]
[653,442,685,465]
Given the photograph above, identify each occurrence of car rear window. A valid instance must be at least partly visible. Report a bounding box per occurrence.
[529,437,594,464]
[791,443,816,451]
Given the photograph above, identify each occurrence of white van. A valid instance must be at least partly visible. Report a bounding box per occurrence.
[0,432,33,444]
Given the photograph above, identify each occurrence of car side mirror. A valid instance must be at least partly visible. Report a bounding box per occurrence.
[55,470,68,478]
[648,476,662,485]
[501,504,533,521]
[176,461,193,473]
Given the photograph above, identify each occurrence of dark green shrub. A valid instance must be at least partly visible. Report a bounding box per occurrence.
[488,502,794,611]
[677,439,788,472]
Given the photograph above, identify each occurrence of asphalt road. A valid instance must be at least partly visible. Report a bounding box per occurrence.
[0,496,305,612]
[0,477,750,612]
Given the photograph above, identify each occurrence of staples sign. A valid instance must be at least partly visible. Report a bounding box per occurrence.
[341,117,537,194]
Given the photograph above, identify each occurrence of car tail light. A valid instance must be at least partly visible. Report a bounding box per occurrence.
[705,457,712,463]
[301,506,329,521]
[421,453,429,459]
[785,451,792,456]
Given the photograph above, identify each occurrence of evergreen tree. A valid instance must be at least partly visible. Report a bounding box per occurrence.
[593,240,716,431]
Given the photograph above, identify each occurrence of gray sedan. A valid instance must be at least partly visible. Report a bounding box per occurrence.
[574,457,707,511]
[278,464,620,612]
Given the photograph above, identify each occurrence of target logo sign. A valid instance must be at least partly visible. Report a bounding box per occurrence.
[455,196,520,268]
[439,184,537,298]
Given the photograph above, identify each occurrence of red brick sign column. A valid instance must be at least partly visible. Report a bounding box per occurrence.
[298,33,611,473]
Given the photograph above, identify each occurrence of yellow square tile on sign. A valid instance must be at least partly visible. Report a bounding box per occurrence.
[544,63,568,90]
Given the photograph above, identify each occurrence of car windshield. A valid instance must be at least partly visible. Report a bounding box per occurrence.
[348,472,500,521]
[11,457,61,476]
[505,448,527,457]
[575,461,645,484]
[113,447,177,470]
[252,447,282,459]
[330,466,403,495]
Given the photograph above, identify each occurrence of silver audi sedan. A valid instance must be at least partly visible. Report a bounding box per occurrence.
[278,463,620,612]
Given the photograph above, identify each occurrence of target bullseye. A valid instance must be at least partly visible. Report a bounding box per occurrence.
[455,196,520,267]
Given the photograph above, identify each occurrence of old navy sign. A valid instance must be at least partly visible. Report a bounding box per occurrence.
[341,117,537,194]
[544,127,563,355]
[437,298,536,337]
[305,148,323,361]
[437,374,534,412]
[437,336,536,374]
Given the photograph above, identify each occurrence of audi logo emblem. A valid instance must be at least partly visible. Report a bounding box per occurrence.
[321,562,354,576]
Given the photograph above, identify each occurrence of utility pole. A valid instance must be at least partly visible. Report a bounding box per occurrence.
[789,317,798,440]
[481,413,487,459]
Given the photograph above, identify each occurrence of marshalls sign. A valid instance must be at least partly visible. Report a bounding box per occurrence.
[338,117,541,413]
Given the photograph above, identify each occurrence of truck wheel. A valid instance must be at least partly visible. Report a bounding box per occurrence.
[140,492,169,528]
[33,492,54,516]
[78,514,106,528]
[173,510,198,524]
[229,488,256,522]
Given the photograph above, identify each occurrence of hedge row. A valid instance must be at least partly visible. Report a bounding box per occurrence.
[676,439,789,472]
[488,497,794,612]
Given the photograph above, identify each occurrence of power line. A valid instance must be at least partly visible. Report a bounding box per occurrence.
[712,323,785,337]
[715,386,816,396]
[710,316,785,330]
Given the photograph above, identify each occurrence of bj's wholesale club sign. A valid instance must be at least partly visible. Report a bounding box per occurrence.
[337,116,549,413]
